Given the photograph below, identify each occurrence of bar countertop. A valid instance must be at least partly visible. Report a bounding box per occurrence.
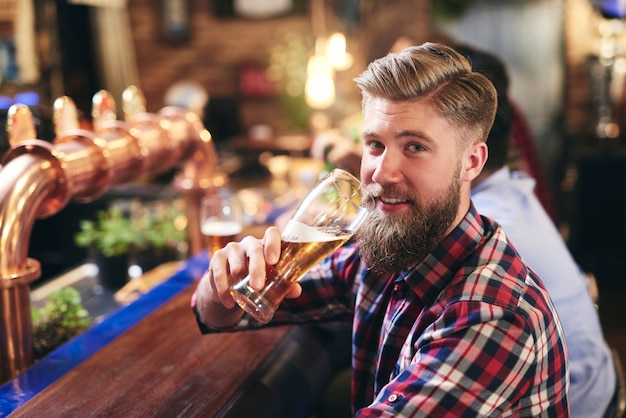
[0,253,350,417]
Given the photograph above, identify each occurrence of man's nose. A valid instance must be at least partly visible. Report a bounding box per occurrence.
[371,150,403,185]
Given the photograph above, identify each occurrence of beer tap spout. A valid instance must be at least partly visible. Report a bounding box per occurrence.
[0,87,224,384]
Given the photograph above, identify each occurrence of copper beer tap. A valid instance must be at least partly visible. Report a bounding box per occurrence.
[0,87,224,383]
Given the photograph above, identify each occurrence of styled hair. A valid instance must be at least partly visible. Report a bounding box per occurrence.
[354,42,497,145]
[454,44,514,172]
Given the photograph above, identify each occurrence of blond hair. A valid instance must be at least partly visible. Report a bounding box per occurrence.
[354,42,497,144]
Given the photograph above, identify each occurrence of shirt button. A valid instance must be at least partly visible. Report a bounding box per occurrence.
[388,394,398,403]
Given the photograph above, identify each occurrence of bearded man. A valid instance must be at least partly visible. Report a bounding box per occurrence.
[192,43,569,417]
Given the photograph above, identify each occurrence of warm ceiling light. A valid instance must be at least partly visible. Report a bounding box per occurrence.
[307,54,333,76]
[326,32,353,71]
[305,55,335,109]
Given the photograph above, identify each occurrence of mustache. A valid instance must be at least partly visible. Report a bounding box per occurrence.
[362,183,416,205]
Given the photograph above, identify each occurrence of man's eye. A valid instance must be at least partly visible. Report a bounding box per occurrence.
[366,140,384,150]
[407,143,425,152]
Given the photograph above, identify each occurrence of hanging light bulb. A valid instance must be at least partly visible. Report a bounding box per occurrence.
[326,32,353,71]
[307,54,332,76]
[305,72,335,109]
[305,54,335,109]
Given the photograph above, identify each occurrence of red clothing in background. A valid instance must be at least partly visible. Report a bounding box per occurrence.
[510,102,558,222]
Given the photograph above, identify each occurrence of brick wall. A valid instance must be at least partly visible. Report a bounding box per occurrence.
[126,0,604,140]
[126,0,429,137]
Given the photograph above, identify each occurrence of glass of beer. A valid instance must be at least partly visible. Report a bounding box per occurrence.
[201,193,243,257]
[229,168,368,324]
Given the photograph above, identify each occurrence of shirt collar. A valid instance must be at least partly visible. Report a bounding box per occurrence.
[400,203,491,304]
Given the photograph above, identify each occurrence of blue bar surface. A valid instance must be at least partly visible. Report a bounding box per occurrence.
[0,252,208,416]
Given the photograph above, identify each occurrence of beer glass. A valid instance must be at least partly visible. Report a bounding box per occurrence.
[201,193,243,257]
[229,168,368,324]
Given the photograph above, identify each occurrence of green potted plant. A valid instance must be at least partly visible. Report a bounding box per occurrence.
[132,200,188,272]
[31,287,93,360]
[74,205,142,258]
[74,200,188,289]
[74,204,141,289]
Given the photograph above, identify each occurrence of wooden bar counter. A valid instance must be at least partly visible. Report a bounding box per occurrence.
[0,253,351,417]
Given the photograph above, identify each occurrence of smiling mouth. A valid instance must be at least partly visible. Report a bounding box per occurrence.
[364,184,414,208]
[379,196,409,204]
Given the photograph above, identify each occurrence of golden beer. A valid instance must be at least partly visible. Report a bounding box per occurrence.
[272,235,351,284]
[201,220,242,256]
[230,219,353,323]
[229,168,368,324]
[246,235,351,319]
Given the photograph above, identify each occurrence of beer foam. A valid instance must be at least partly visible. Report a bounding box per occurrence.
[201,220,243,236]
[282,219,349,242]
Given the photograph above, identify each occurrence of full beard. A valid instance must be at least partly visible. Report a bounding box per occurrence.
[357,175,461,275]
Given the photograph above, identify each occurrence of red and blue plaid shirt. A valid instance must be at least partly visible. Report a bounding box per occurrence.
[195,204,569,416]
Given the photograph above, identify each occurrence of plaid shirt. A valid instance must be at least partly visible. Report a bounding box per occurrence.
[195,205,569,416]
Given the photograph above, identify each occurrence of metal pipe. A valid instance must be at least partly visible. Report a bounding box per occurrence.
[0,87,224,383]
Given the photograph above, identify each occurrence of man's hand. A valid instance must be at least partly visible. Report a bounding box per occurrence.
[194,226,301,328]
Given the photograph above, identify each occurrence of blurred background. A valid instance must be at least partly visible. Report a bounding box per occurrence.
[1,0,625,363]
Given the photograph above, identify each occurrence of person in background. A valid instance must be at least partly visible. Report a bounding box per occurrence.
[193,42,569,416]
[507,99,558,222]
[455,44,618,418]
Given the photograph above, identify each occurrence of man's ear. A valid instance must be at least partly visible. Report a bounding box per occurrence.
[461,141,488,182]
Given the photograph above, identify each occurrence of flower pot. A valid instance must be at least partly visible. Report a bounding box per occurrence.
[93,253,130,290]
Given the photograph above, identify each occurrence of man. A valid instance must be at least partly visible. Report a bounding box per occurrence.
[457,44,617,418]
[314,43,615,417]
[193,43,569,416]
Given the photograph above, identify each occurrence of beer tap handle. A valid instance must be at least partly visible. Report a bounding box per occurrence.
[92,90,118,132]
[6,104,37,147]
[122,85,147,122]
[53,96,81,137]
